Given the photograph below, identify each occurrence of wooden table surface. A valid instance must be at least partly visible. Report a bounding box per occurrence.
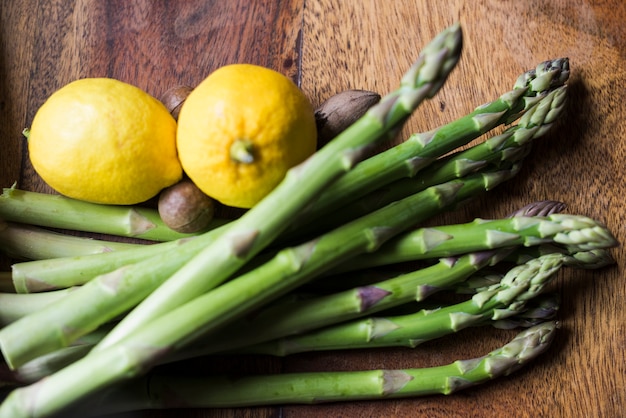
[1,1,625,417]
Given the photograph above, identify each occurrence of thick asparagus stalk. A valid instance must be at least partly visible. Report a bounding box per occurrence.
[288,58,570,231]
[231,254,564,356]
[332,213,618,273]
[0,221,140,261]
[55,322,558,416]
[0,187,220,242]
[90,24,464,350]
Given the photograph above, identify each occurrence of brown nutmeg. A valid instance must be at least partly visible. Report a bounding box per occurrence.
[160,85,194,120]
[315,89,381,147]
[158,178,215,233]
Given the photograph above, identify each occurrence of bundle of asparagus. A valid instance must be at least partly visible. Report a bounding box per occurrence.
[0,24,618,417]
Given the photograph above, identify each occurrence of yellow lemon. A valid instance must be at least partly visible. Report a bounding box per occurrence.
[176,64,317,209]
[28,78,183,205]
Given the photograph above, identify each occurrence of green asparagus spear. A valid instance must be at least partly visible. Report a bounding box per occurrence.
[331,213,618,274]
[0,187,222,242]
[303,200,569,294]
[231,254,563,356]
[9,233,205,293]
[0,221,140,260]
[49,322,558,416]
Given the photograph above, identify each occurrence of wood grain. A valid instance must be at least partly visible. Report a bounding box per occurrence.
[1,0,625,417]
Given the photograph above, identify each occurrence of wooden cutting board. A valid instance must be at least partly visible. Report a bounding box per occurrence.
[1,1,624,417]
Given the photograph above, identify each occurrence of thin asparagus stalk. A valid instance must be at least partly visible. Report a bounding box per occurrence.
[331,213,618,274]
[57,322,558,416]
[91,24,464,351]
[0,169,514,414]
[286,84,568,240]
[287,58,570,232]
[231,254,564,356]
[294,243,602,298]
[0,187,223,242]
[303,200,569,294]
[9,232,206,293]
[0,221,140,261]
[375,292,560,323]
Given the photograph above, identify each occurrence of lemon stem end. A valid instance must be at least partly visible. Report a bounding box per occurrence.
[230,139,255,164]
